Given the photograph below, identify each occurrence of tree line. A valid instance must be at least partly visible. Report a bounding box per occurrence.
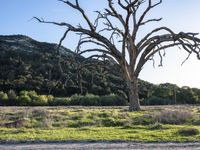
[1,83,200,106]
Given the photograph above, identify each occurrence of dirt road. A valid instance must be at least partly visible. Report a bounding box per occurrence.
[1,142,200,150]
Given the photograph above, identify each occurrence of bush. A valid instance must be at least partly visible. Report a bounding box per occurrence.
[69,94,100,106]
[149,123,164,130]
[31,95,48,106]
[27,90,37,99]
[7,90,17,100]
[18,95,31,106]
[142,96,173,105]
[0,90,127,106]
[19,90,52,106]
[7,90,18,105]
[47,95,54,104]
[0,91,8,105]
[31,108,52,128]
[177,128,199,136]
[69,94,83,105]
[153,110,193,124]
[99,94,127,106]
[79,94,100,106]
[50,97,70,106]
[19,90,29,96]
[133,115,154,125]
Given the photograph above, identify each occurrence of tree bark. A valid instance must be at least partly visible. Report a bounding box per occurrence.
[126,77,141,111]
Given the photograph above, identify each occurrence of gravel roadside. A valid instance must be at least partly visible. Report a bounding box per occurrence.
[1,142,200,150]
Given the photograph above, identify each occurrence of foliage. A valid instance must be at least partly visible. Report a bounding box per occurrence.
[99,94,127,106]
[18,95,31,106]
[0,90,128,106]
[78,94,100,106]
[7,90,18,105]
[67,94,126,106]
[1,87,200,106]
[176,87,198,104]
[177,128,199,136]
[31,95,49,106]
[49,97,70,106]
[142,96,173,105]
[14,90,52,106]
[152,84,174,99]
[147,83,200,105]
[0,91,8,105]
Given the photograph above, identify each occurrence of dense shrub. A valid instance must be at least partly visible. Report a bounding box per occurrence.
[177,128,199,136]
[49,97,70,106]
[99,94,127,106]
[69,94,100,106]
[142,96,173,105]
[7,90,18,105]
[0,91,8,105]
[68,94,126,106]
[79,94,100,106]
[18,95,31,106]
[18,91,53,106]
[47,95,54,103]
[31,95,48,106]
[0,90,127,106]
[69,94,83,105]
[27,91,38,99]
[176,87,198,104]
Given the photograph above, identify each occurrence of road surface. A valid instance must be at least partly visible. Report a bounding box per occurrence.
[1,142,200,150]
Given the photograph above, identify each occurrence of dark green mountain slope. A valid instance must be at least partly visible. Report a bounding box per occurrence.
[0,35,138,97]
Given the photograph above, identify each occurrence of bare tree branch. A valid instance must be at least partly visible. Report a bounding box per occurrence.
[58,0,95,31]
[132,0,162,40]
[34,16,123,63]
[140,17,162,25]
[78,48,111,55]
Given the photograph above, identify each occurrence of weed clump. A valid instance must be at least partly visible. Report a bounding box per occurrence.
[153,110,193,124]
[177,128,199,136]
[31,108,52,128]
[149,123,164,130]
[132,115,154,125]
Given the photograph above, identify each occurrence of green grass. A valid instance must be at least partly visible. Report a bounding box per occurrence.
[1,105,200,142]
[1,125,200,142]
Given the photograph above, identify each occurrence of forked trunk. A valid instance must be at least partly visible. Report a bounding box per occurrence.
[126,77,141,111]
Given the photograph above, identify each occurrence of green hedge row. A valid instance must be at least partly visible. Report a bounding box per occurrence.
[141,96,174,105]
[0,90,127,106]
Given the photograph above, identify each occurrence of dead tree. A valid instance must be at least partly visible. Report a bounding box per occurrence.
[35,0,200,111]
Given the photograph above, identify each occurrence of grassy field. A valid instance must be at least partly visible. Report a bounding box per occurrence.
[1,105,200,142]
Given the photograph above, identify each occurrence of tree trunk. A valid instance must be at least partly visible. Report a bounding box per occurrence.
[126,77,141,111]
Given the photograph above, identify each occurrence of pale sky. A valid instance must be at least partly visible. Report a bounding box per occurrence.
[1,0,200,88]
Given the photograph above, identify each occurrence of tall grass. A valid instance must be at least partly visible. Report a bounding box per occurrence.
[0,106,198,129]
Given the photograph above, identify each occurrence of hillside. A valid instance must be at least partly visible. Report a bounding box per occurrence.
[1,35,200,105]
[1,35,147,97]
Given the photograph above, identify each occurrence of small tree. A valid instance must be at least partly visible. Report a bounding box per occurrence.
[35,0,200,111]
